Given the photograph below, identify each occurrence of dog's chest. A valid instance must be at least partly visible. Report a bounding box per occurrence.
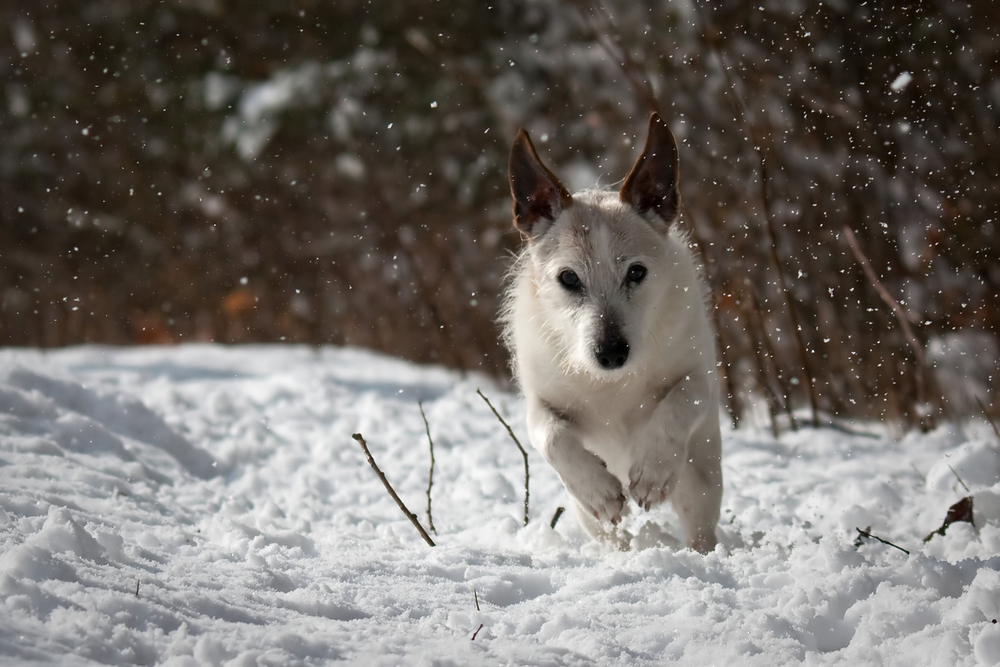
[554,378,663,456]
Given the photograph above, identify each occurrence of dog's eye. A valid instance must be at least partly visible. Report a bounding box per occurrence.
[558,270,582,291]
[626,264,647,285]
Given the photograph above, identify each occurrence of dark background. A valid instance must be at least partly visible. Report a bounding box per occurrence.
[2,0,998,429]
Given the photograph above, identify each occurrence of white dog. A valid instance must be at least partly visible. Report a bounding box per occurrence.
[502,113,723,552]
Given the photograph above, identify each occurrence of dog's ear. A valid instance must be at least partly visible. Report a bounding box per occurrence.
[620,112,680,228]
[509,129,572,239]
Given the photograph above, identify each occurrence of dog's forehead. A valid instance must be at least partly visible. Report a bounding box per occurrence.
[536,191,658,266]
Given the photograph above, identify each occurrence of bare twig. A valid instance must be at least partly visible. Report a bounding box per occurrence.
[419,402,437,535]
[716,321,743,429]
[135,579,140,597]
[352,433,436,547]
[750,287,798,432]
[854,526,910,555]
[842,225,934,431]
[976,396,1000,442]
[745,288,781,438]
[948,465,971,493]
[471,624,484,641]
[477,389,530,526]
[694,2,820,429]
[474,588,480,612]
[550,506,566,530]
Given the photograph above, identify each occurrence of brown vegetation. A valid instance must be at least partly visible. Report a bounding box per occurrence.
[1,1,997,427]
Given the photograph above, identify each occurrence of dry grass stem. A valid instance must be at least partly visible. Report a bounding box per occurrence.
[419,402,437,535]
[477,389,530,526]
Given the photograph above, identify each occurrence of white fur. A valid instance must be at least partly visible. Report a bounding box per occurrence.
[502,190,723,552]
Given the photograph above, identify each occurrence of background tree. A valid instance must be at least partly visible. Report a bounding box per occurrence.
[2,0,997,428]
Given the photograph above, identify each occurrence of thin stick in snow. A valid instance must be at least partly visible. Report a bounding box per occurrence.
[854,526,910,555]
[135,579,140,597]
[471,624,484,641]
[477,389,529,526]
[474,588,480,612]
[948,465,971,494]
[419,402,437,535]
[550,506,565,529]
[352,433,436,547]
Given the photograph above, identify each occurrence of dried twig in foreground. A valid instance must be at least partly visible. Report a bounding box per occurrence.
[419,402,437,535]
[471,624,484,641]
[854,526,910,555]
[550,506,565,530]
[352,433,436,547]
[477,389,530,526]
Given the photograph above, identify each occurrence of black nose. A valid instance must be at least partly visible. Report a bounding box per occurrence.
[594,338,629,370]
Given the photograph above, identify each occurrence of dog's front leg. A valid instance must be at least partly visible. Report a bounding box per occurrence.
[628,371,713,511]
[526,399,626,525]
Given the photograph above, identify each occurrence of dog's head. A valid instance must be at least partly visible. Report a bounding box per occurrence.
[508,113,684,377]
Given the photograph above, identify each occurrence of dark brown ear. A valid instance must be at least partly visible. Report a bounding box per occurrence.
[509,129,572,239]
[620,112,680,227]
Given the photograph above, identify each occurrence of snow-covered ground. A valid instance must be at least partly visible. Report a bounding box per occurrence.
[1,344,999,666]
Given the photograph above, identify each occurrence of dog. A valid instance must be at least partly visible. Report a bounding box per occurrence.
[501,113,723,552]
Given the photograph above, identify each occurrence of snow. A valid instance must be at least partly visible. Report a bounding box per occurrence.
[1,344,999,666]
[890,71,914,93]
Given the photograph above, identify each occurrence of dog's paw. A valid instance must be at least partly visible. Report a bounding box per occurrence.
[566,468,627,525]
[628,458,677,511]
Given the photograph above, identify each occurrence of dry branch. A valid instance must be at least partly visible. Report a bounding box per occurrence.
[948,465,971,494]
[750,287,798,432]
[419,402,437,535]
[477,389,530,526]
[842,225,935,431]
[471,624,484,641]
[694,2,820,428]
[745,288,781,438]
[352,433,436,547]
[550,506,566,530]
[854,526,910,555]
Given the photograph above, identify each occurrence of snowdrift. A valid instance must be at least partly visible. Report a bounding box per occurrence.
[1,345,999,665]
